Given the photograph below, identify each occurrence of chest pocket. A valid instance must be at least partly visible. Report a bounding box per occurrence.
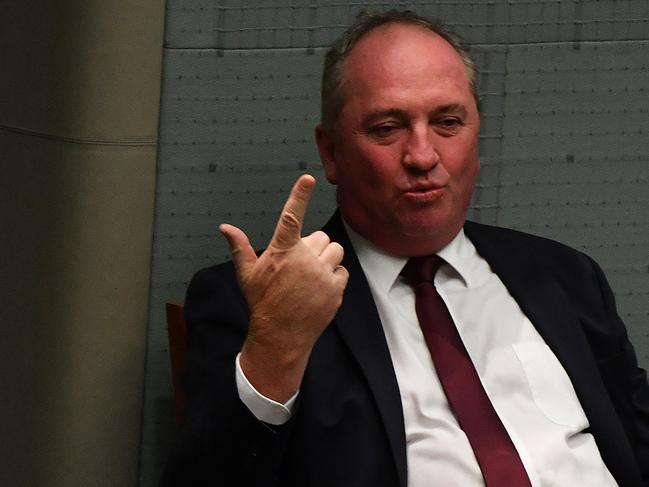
[513,342,589,428]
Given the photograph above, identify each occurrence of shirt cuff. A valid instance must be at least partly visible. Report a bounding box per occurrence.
[235,352,298,425]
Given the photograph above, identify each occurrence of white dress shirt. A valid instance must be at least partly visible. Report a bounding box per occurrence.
[236,226,617,487]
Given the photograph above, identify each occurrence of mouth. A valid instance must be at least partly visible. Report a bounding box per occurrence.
[402,185,446,203]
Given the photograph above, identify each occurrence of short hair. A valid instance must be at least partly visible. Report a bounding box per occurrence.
[320,10,479,135]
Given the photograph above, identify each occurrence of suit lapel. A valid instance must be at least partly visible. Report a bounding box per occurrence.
[323,213,408,487]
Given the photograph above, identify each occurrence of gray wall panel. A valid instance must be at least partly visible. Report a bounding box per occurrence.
[498,40,648,365]
[165,1,649,48]
[142,2,649,485]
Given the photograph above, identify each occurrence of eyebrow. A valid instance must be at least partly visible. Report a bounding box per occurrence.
[435,104,468,117]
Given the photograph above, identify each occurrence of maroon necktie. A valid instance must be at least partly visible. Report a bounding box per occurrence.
[401,255,532,487]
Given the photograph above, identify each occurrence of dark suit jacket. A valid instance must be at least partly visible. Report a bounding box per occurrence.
[162,213,649,487]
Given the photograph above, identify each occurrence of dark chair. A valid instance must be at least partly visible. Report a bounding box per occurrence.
[165,302,187,423]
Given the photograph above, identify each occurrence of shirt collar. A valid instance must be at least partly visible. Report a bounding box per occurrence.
[343,220,478,292]
[436,228,476,288]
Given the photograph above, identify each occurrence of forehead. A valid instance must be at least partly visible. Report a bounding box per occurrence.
[341,23,471,103]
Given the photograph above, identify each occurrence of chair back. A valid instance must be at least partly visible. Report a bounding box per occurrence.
[165,302,187,423]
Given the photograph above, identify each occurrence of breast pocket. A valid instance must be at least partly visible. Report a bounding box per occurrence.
[513,342,589,428]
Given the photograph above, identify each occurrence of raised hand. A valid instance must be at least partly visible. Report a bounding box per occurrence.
[220,175,349,402]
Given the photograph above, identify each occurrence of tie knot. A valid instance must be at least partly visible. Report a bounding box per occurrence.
[401,254,444,286]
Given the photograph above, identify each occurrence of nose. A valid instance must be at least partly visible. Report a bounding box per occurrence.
[402,125,440,171]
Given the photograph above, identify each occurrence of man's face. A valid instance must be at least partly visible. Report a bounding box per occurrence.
[316,23,480,256]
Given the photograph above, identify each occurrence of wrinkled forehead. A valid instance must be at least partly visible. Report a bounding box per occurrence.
[341,23,471,97]
[340,23,473,102]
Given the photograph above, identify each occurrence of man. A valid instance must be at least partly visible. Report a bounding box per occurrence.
[162,10,649,487]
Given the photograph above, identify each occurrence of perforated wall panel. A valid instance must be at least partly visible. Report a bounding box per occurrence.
[141,2,649,485]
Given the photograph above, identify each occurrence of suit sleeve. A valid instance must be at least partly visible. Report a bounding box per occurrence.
[585,255,649,484]
[160,264,294,487]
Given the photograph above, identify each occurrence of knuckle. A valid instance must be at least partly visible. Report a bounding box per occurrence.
[339,266,350,280]
[327,243,344,263]
[314,230,330,244]
[279,210,300,229]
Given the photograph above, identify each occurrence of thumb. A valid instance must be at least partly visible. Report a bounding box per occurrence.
[219,223,257,277]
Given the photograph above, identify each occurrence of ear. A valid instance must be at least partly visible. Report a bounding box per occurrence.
[315,124,338,184]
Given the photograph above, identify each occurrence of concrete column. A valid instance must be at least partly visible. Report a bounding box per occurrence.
[0,2,165,485]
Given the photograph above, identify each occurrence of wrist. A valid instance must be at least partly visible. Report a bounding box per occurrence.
[240,338,311,403]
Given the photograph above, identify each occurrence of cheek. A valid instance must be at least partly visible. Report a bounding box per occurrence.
[337,139,404,192]
[445,144,479,181]
[360,147,403,180]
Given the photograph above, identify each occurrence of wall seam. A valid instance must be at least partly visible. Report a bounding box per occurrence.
[0,124,157,147]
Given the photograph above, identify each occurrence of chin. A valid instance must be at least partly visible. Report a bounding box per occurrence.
[398,213,464,245]
[399,210,455,234]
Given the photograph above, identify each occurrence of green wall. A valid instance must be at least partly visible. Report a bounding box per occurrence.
[0,2,165,485]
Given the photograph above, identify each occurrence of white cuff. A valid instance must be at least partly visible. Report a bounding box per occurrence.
[235,352,298,425]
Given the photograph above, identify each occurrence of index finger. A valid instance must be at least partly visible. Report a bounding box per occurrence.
[269,174,316,249]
